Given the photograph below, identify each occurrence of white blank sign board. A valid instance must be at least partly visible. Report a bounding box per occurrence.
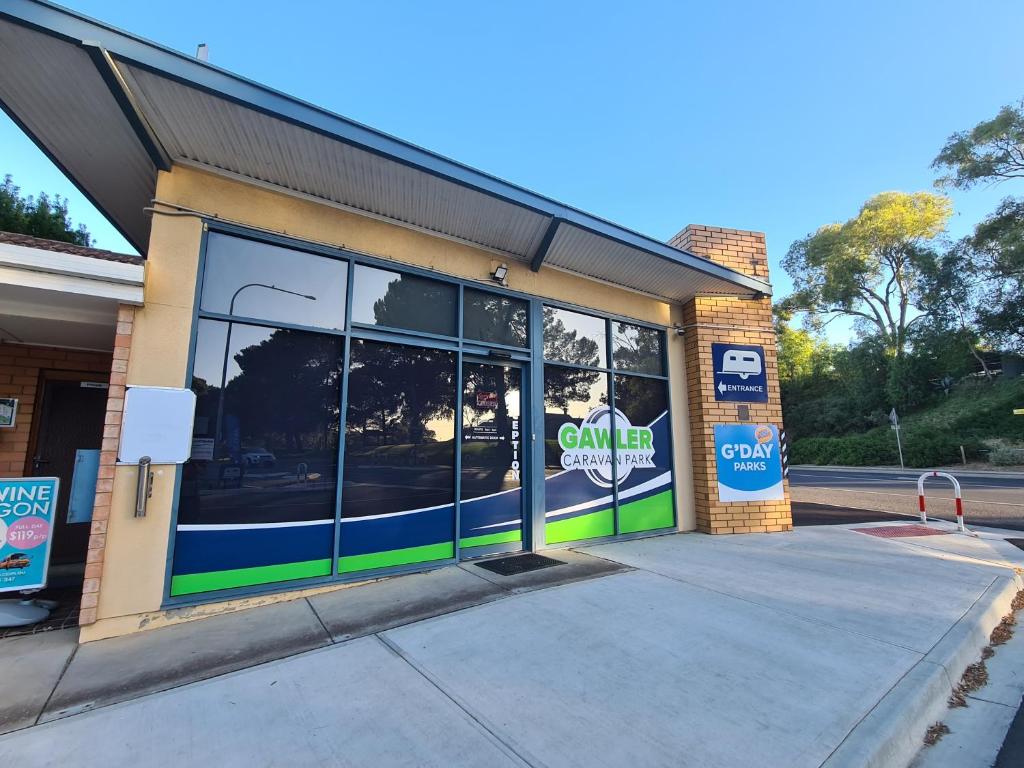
[118,386,197,464]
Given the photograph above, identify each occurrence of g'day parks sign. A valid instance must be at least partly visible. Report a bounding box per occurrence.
[714,424,784,502]
[0,478,59,592]
[712,343,768,403]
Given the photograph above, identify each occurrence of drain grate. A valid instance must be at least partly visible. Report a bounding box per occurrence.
[852,524,950,538]
[474,553,566,576]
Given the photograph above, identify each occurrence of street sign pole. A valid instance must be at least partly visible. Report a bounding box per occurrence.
[889,408,905,470]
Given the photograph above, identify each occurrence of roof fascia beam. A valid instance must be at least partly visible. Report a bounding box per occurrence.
[530,217,562,272]
[82,42,172,172]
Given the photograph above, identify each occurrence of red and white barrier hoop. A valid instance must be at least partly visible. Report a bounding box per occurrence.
[918,471,965,533]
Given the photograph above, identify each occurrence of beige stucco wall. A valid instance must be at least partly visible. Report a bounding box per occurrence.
[82,165,696,641]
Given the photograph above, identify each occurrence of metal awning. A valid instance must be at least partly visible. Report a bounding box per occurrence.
[0,0,772,303]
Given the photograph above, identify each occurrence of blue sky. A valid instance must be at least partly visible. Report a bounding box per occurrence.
[3,0,1022,342]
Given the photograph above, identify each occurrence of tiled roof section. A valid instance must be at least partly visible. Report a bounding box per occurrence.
[0,231,143,265]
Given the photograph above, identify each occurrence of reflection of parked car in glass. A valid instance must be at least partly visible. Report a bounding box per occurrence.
[242,448,276,467]
[0,553,30,569]
[219,463,243,489]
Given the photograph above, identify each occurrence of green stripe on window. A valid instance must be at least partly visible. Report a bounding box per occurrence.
[459,530,523,549]
[617,489,675,534]
[170,558,332,596]
[545,507,614,544]
[338,541,454,574]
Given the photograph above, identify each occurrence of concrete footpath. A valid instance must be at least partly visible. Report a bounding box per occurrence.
[1,521,1022,767]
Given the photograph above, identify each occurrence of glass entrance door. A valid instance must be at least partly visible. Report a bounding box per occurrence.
[458,360,526,557]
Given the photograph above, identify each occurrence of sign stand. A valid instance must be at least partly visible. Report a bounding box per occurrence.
[0,593,54,627]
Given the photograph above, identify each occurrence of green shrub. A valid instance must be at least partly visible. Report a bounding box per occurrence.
[990,444,1024,466]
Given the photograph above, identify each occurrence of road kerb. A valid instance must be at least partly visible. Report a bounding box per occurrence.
[821,572,1023,768]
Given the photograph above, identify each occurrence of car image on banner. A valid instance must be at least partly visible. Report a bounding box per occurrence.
[714,424,784,502]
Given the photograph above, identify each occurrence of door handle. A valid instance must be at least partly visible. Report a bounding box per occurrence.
[32,457,50,473]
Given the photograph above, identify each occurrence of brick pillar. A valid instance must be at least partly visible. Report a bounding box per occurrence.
[671,226,791,534]
[79,305,134,625]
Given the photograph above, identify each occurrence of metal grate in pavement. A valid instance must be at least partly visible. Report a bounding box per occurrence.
[852,525,950,538]
[474,553,565,576]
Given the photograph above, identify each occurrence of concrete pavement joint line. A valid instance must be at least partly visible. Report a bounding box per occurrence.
[9,564,628,733]
[881,537,1024,571]
[304,597,334,644]
[818,660,950,768]
[834,527,1024,573]
[374,634,540,768]
[32,642,78,728]
[966,693,1017,709]
[578,549,930,655]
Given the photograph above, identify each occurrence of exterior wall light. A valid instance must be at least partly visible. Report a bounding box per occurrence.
[491,263,509,285]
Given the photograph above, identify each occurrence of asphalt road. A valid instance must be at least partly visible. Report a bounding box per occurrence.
[790,466,1024,530]
[790,467,1024,498]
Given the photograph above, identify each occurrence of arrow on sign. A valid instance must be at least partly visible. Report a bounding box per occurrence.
[717,381,727,395]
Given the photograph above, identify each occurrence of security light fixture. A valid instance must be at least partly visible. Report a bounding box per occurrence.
[491,263,509,285]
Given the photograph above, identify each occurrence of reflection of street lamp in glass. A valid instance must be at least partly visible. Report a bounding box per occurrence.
[214,284,317,456]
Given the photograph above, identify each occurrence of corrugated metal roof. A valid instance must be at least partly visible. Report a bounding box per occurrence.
[546,224,749,301]
[0,20,156,251]
[119,64,551,260]
[0,0,773,303]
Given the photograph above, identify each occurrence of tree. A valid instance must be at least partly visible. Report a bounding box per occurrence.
[781,191,952,359]
[933,100,1024,353]
[932,99,1024,189]
[0,174,91,245]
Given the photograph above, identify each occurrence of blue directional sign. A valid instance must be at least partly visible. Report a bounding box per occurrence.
[712,343,768,403]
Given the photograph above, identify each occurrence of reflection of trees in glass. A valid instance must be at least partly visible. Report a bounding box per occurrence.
[543,307,600,366]
[464,290,528,347]
[544,365,602,415]
[346,340,455,447]
[612,323,663,374]
[231,330,341,449]
[213,329,342,452]
[369,272,456,336]
[613,375,666,427]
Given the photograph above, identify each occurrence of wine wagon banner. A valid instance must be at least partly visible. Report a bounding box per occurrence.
[714,424,784,502]
[0,477,60,593]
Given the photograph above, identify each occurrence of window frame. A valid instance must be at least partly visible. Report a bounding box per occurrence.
[163,220,675,607]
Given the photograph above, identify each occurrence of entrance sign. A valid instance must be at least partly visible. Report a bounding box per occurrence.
[714,424,783,502]
[558,406,656,488]
[712,343,768,402]
[0,478,59,592]
[119,386,197,464]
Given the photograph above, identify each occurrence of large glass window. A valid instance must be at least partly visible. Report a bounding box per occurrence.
[543,366,613,543]
[200,233,347,330]
[351,264,457,337]
[463,289,528,348]
[612,322,664,375]
[543,307,607,367]
[172,319,342,596]
[340,339,457,572]
[459,362,523,549]
[612,375,674,533]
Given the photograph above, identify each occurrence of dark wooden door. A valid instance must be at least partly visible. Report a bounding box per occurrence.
[29,377,109,564]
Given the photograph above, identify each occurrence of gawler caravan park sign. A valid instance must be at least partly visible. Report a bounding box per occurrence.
[714,424,784,502]
[558,406,655,488]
